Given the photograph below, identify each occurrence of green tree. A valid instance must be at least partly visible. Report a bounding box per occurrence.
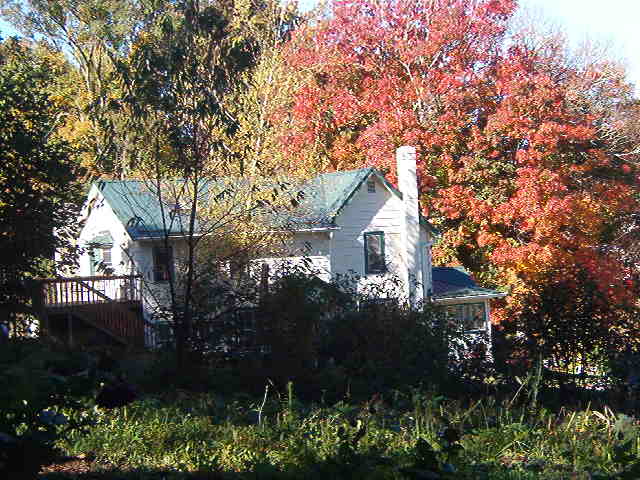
[0,38,83,333]
[114,0,302,364]
[0,0,304,178]
[0,0,171,177]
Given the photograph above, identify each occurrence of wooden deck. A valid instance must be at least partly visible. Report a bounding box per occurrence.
[32,275,145,348]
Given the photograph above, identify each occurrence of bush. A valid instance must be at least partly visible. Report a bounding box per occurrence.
[497,269,640,391]
[0,340,99,478]
[247,268,493,398]
[321,304,449,391]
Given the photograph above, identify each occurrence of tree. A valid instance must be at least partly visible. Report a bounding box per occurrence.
[0,38,83,332]
[277,0,640,368]
[1,0,306,179]
[278,0,517,173]
[0,0,159,177]
[112,0,303,364]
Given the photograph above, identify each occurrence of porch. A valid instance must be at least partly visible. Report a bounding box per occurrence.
[31,275,145,348]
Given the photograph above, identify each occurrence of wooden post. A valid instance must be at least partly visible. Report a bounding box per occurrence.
[27,280,49,337]
[260,263,270,301]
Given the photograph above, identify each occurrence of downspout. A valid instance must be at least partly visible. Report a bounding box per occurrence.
[328,230,334,280]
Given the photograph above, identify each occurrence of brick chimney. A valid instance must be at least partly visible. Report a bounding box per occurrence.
[396,146,423,306]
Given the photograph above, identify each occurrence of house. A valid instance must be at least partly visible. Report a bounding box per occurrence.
[37,146,504,347]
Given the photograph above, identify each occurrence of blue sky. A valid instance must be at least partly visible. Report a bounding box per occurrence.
[2,0,638,94]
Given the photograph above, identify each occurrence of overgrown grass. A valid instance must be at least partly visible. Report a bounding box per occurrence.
[55,385,640,479]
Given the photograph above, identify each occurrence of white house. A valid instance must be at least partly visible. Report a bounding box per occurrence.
[68,146,504,346]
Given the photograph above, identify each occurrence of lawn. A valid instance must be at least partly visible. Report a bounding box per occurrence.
[41,384,640,480]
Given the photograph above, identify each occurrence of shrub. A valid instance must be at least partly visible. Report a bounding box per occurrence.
[0,340,98,478]
[321,303,450,392]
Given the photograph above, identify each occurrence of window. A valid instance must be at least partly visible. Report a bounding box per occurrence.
[90,246,112,275]
[367,179,376,193]
[101,247,112,268]
[153,246,173,282]
[445,303,486,331]
[364,231,386,274]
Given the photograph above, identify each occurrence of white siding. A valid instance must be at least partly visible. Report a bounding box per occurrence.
[329,174,433,300]
[77,187,132,277]
[133,238,189,322]
[331,176,406,296]
[420,225,433,300]
[255,232,331,282]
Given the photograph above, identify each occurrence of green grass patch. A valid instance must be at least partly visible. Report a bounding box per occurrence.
[52,387,640,480]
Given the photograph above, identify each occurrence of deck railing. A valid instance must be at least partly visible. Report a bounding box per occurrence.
[39,275,142,307]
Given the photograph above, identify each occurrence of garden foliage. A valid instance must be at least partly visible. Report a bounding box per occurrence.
[0,340,100,477]
[59,387,640,479]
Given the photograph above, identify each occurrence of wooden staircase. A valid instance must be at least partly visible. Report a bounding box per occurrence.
[31,275,145,348]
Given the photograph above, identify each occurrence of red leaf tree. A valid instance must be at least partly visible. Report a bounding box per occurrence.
[278,0,640,372]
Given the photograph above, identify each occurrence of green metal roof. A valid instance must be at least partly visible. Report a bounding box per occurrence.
[280,167,438,235]
[287,168,373,227]
[93,168,438,240]
[96,179,203,240]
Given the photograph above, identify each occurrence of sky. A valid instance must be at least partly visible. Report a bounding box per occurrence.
[520,0,640,95]
[1,0,638,94]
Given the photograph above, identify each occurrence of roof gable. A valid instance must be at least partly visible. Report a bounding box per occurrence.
[96,179,201,240]
[301,168,438,236]
[291,168,383,227]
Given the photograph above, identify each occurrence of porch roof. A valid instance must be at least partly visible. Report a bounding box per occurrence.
[432,267,505,301]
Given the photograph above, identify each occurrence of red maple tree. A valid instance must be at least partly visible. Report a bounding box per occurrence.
[277,0,640,355]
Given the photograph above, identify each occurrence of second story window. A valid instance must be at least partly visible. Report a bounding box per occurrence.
[153,245,173,282]
[364,231,386,274]
[90,245,112,275]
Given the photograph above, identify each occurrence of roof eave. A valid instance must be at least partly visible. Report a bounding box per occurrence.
[132,231,204,241]
[432,292,507,302]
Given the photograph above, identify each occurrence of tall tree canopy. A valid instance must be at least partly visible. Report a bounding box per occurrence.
[0,38,83,317]
[278,0,640,350]
[95,0,301,363]
[0,0,301,178]
[0,0,160,176]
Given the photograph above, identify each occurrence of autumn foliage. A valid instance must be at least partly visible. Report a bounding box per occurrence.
[278,0,640,352]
